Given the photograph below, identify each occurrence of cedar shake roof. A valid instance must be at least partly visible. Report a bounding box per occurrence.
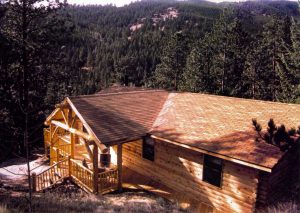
[69,90,300,170]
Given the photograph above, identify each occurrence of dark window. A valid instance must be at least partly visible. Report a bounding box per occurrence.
[142,136,155,161]
[203,155,223,187]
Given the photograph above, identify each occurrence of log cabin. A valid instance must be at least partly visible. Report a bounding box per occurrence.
[38,88,300,213]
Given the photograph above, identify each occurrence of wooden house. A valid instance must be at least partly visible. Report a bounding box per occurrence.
[38,89,300,213]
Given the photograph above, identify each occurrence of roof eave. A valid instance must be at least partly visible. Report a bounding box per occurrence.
[150,135,273,173]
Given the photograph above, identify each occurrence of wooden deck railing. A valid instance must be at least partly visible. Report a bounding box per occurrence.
[33,158,69,192]
[69,159,94,193]
[98,169,118,194]
[34,156,118,194]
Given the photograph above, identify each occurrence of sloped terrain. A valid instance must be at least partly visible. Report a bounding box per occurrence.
[0,157,186,213]
[0,181,186,213]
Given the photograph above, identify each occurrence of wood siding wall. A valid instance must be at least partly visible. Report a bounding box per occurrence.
[122,139,259,213]
[256,150,298,208]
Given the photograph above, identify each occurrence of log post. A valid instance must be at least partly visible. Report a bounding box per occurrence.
[49,123,52,140]
[44,128,48,157]
[74,121,79,144]
[32,173,37,192]
[92,142,99,194]
[56,148,60,163]
[44,140,48,157]
[68,155,72,176]
[49,123,53,149]
[70,133,75,158]
[117,143,123,192]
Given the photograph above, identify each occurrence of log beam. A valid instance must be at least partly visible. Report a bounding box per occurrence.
[60,109,68,126]
[85,139,94,160]
[50,120,108,152]
[51,120,93,141]
[55,103,70,109]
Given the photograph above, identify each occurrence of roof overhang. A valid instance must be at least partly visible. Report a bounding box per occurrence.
[150,135,273,173]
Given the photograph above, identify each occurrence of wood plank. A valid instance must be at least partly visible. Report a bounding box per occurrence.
[123,139,259,213]
[125,154,256,200]
[123,156,254,212]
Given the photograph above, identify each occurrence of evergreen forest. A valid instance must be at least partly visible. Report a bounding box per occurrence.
[0,0,299,161]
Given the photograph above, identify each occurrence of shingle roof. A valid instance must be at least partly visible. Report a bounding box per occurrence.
[69,90,300,169]
[70,90,169,144]
[150,93,300,169]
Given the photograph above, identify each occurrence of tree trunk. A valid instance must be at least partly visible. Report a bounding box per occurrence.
[21,1,32,212]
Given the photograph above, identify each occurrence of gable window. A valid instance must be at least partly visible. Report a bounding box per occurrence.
[142,136,155,161]
[203,155,223,187]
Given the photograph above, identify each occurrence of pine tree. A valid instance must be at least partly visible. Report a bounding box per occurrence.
[285,17,300,103]
[182,9,249,96]
[154,32,189,90]
[260,15,300,102]
[182,37,215,93]
[1,1,67,211]
[241,35,271,100]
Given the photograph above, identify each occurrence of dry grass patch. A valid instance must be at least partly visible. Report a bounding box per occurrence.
[0,205,10,213]
[258,202,299,213]
[0,181,186,213]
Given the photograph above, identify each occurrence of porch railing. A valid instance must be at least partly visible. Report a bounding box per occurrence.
[43,129,118,194]
[69,158,94,193]
[33,158,69,191]
[58,143,71,157]
[50,138,71,165]
[98,169,118,194]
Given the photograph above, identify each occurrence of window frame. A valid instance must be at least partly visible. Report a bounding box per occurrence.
[202,154,223,188]
[142,135,155,161]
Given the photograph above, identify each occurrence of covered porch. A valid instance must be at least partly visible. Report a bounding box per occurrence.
[34,100,124,194]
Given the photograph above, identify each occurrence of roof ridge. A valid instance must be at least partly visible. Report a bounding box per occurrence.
[69,89,168,99]
[181,92,300,107]
[69,90,299,106]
